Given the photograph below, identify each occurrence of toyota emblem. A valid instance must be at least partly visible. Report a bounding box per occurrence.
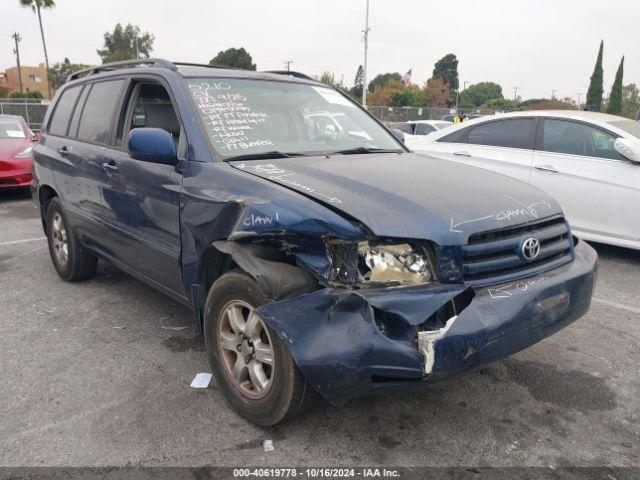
[521,237,541,261]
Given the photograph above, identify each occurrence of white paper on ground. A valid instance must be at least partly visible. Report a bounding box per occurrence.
[190,372,213,389]
[263,439,274,452]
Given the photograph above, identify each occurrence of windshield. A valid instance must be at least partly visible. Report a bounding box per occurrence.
[609,119,640,139]
[0,119,26,139]
[187,78,403,159]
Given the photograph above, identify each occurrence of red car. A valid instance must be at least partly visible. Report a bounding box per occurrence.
[0,115,35,190]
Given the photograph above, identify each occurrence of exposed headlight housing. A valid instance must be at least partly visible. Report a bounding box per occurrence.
[14,146,33,159]
[327,240,434,286]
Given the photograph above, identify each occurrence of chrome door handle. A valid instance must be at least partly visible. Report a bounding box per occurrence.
[453,151,472,157]
[534,164,559,173]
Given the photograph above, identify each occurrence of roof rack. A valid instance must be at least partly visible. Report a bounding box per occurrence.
[66,58,316,83]
[67,58,177,82]
[263,70,315,81]
[172,61,240,70]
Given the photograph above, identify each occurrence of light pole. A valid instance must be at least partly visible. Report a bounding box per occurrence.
[284,61,293,72]
[577,93,583,107]
[11,32,23,94]
[513,86,520,104]
[362,0,370,108]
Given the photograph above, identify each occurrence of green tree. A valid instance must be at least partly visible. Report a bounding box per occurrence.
[97,23,155,64]
[606,56,624,115]
[19,0,55,99]
[433,54,459,93]
[0,85,10,98]
[621,84,639,119]
[368,72,401,93]
[459,82,503,108]
[391,85,425,107]
[10,89,44,99]
[586,40,604,111]
[349,65,364,101]
[482,97,515,111]
[47,58,89,89]
[209,47,256,70]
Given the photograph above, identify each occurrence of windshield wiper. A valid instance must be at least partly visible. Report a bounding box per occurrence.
[224,151,306,161]
[326,147,404,156]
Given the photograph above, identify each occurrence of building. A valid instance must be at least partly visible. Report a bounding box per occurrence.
[0,63,51,99]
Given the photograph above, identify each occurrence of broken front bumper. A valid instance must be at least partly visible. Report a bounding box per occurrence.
[256,240,597,405]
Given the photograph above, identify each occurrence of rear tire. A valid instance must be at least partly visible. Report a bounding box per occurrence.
[204,270,319,425]
[45,197,97,281]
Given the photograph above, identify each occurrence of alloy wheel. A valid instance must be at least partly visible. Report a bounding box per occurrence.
[217,300,275,399]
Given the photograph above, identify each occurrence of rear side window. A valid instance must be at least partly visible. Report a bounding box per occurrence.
[76,79,125,144]
[467,119,534,149]
[437,126,469,143]
[48,85,82,136]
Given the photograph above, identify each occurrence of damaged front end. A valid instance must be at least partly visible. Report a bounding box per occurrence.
[196,198,597,406]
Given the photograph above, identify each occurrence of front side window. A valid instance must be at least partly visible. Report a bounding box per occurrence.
[467,119,534,149]
[542,119,624,160]
[48,85,82,136]
[187,78,402,159]
[76,79,125,144]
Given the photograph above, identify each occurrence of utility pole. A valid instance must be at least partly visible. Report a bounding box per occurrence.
[11,32,23,94]
[552,89,557,99]
[577,93,583,107]
[361,0,370,108]
[513,86,520,104]
[284,60,293,72]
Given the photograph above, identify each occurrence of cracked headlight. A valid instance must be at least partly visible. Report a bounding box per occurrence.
[327,240,434,285]
[359,242,433,284]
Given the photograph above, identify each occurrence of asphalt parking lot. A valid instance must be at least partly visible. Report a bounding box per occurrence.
[0,189,638,468]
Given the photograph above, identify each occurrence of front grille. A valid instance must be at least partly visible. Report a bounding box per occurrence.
[462,215,573,285]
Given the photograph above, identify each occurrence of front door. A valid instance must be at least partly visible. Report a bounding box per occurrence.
[99,80,186,296]
[531,118,640,244]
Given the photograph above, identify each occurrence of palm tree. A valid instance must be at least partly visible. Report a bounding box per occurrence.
[19,0,55,100]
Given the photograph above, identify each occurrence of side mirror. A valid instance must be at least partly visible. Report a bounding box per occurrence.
[390,128,405,143]
[614,137,640,163]
[128,128,178,165]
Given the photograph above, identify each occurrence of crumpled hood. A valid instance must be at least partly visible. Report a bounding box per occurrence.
[231,153,563,244]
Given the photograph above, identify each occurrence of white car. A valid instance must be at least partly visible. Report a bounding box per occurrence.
[406,110,640,250]
[390,120,453,138]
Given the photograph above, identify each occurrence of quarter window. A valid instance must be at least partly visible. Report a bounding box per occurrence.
[467,119,534,149]
[542,119,625,160]
[47,85,82,136]
[76,79,125,144]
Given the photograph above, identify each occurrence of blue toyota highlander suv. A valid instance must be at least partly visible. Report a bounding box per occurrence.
[32,59,597,425]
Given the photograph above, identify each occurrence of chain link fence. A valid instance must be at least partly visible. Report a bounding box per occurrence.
[368,106,498,123]
[0,99,50,132]
[0,99,504,133]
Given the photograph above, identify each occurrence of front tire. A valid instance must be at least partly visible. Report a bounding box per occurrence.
[204,270,318,425]
[45,197,97,281]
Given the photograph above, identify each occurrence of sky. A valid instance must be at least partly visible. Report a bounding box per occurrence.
[2,0,639,101]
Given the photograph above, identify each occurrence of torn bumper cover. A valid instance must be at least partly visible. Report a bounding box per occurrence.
[256,240,597,405]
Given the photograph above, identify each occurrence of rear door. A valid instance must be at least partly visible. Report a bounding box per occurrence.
[531,118,640,244]
[447,118,537,183]
[98,78,186,296]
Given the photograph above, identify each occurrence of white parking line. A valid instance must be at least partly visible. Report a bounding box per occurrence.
[593,297,640,315]
[0,237,47,247]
